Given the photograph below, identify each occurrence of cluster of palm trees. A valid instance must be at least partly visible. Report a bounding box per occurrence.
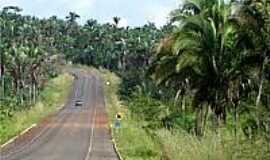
[0,6,170,118]
[150,0,270,136]
[71,18,167,71]
[0,7,64,113]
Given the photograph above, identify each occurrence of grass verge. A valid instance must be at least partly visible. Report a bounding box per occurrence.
[0,73,73,144]
[97,69,163,160]
[156,128,270,160]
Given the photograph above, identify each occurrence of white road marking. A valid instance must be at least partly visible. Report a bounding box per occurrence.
[84,105,97,160]
[20,124,37,136]
[1,124,37,148]
[1,105,68,159]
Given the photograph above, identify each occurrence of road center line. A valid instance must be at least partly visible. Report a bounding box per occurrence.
[84,105,97,160]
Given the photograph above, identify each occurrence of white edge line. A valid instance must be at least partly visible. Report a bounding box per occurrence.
[0,104,65,150]
[111,128,124,160]
[1,104,66,158]
[110,122,123,160]
[20,124,37,135]
[0,124,37,148]
[84,106,97,160]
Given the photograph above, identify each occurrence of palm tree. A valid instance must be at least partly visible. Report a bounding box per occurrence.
[66,12,80,24]
[149,0,251,136]
[113,16,121,27]
[226,0,270,136]
[3,6,22,13]
[85,19,98,28]
[233,0,270,107]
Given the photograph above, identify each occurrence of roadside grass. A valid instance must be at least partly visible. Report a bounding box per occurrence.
[98,69,163,160]
[156,128,270,160]
[0,73,73,144]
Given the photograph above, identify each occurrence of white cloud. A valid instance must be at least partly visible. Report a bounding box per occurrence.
[0,0,20,6]
[69,0,95,12]
[118,18,128,27]
[145,5,172,27]
[0,0,95,13]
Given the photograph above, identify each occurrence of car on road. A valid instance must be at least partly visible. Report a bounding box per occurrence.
[75,100,83,107]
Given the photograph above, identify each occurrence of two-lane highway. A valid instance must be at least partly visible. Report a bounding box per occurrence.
[1,71,119,160]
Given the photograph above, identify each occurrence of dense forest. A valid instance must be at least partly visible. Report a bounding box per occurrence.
[0,5,171,118]
[1,0,270,159]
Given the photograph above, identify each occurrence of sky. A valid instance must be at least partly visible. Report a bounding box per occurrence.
[0,0,181,27]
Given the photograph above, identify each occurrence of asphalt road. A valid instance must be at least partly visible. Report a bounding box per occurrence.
[1,71,119,160]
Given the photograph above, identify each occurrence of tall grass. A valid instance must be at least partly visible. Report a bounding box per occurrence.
[0,73,73,144]
[156,128,270,160]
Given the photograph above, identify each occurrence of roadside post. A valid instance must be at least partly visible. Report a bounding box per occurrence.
[115,112,122,129]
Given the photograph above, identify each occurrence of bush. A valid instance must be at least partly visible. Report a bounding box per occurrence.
[128,91,168,128]
[162,112,195,132]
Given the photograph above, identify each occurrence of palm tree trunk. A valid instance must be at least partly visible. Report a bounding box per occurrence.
[256,56,268,106]
[182,96,186,112]
[174,89,182,112]
[202,104,210,135]
[33,83,36,103]
[1,53,5,97]
[29,85,32,104]
[1,75,4,98]
[256,78,264,106]
[234,103,237,138]
[196,104,203,137]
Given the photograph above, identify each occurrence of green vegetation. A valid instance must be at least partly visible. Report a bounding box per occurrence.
[0,6,66,134]
[149,0,270,137]
[156,129,269,160]
[99,69,163,160]
[96,2,270,153]
[100,69,270,160]
[1,0,270,159]
[0,6,62,107]
[0,73,73,144]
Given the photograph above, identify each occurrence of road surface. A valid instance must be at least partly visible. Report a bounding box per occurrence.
[1,70,119,160]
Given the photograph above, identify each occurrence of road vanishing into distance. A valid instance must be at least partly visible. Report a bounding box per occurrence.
[1,70,119,160]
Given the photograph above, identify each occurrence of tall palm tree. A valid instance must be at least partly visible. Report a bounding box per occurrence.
[232,0,270,106]
[149,0,251,136]
[66,12,80,24]
[85,19,98,28]
[113,16,121,27]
